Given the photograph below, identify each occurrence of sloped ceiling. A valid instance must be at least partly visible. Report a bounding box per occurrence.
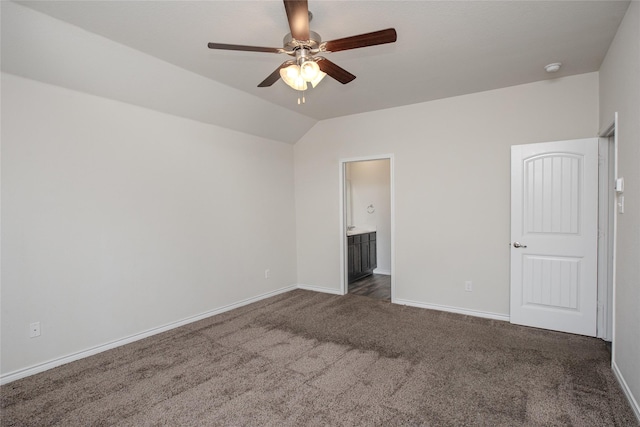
[1,1,630,143]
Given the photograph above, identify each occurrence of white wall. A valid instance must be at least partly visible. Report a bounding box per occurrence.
[599,0,640,418]
[346,160,391,273]
[295,72,599,315]
[1,73,297,377]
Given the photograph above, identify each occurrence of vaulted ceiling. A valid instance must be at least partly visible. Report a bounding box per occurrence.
[2,1,630,143]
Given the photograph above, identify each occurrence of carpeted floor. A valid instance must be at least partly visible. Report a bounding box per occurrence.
[1,289,638,426]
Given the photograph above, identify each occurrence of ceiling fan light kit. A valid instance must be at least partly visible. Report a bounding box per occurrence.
[207,0,397,104]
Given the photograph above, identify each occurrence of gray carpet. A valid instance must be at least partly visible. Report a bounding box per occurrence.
[1,289,638,426]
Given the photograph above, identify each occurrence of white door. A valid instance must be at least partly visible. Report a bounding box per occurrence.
[510,138,598,336]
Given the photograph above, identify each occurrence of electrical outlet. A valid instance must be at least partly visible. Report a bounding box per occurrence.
[30,322,41,338]
[465,281,473,292]
[264,269,270,279]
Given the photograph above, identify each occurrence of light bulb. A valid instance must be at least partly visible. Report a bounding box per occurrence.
[300,60,320,82]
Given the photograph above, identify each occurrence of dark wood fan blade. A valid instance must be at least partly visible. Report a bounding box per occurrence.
[258,61,294,87]
[323,28,397,53]
[317,58,356,84]
[207,42,281,54]
[283,0,309,41]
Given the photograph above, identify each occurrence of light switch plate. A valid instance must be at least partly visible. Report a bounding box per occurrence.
[618,196,625,214]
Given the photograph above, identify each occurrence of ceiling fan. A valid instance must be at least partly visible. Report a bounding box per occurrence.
[207,0,397,100]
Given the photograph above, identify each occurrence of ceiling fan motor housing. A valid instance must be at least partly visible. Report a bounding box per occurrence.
[283,30,322,54]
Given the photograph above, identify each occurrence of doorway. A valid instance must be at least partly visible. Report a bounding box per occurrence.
[340,156,394,301]
[597,115,618,344]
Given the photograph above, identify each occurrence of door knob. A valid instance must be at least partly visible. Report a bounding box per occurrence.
[513,242,527,248]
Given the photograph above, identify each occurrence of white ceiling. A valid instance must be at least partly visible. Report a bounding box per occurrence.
[3,1,630,136]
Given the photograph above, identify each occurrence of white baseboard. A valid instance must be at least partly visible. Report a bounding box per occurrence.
[297,284,343,295]
[0,284,297,385]
[373,268,391,275]
[612,360,640,422]
[394,298,510,322]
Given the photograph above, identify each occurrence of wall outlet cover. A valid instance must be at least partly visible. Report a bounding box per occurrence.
[30,322,41,338]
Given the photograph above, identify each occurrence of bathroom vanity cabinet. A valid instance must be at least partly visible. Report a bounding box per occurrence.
[347,231,377,283]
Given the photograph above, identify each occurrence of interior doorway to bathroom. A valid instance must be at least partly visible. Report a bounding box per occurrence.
[341,156,394,302]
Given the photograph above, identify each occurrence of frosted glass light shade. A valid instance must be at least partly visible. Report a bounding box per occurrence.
[292,77,307,91]
[280,64,307,91]
[310,71,327,88]
[300,60,320,82]
[279,64,299,86]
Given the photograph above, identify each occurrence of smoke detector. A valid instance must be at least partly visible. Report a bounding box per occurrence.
[544,62,562,73]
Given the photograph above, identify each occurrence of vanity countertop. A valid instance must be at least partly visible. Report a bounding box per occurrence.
[346,227,376,236]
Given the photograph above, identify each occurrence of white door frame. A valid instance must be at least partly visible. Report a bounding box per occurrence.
[597,113,619,345]
[339,154,396,301]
